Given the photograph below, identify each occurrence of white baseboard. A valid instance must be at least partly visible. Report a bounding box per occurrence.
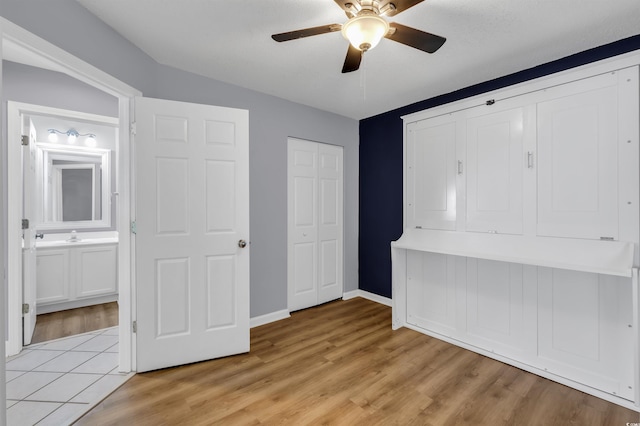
[343,289,392,307]
[249,291,392,329]
[250,309,290,328]
[342,290,360,300]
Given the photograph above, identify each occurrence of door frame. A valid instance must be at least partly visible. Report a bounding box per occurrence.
[1,17,141,373]
[7,101,120,353]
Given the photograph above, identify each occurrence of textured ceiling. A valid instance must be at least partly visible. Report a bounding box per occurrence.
[75,0,640,120]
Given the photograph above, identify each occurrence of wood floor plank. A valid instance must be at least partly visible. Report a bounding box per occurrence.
[77,298,640,425]
[29,302,118,344]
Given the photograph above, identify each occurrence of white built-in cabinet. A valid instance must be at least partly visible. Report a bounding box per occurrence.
[36,242,118,314]
[288,138,344,312]
[394,56,640,412]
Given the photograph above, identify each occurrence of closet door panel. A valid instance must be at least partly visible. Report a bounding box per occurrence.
[407,117,457,230]
[288,139,319,311]
[537,74,619,240]
[288,139,343,311]
[318,143,343,304]
[466,106,524,234]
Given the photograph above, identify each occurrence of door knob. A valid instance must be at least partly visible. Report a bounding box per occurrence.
[238,240,247,248]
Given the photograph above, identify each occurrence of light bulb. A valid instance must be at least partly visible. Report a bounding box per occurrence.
[85,135,97,147]
[48,130,58,143]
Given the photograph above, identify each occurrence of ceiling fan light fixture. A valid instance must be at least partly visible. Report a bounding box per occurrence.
[341,13,389,52]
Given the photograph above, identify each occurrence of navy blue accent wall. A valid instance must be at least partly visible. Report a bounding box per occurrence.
[359,34,640,298]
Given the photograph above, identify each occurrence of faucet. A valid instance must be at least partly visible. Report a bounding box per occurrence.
[67,230,80,242]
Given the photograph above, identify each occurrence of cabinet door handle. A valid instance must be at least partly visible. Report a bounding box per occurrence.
[457,160,463,175]
[527,151,534,168]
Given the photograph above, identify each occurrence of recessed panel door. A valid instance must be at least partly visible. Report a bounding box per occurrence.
[288,138,343,311]
[406,116,457,230]
[23,118,38,345]
[288,139,319,311]
[135,97,249,372]
[466,106,524,235]
[537,73,620,240]
[317,143,343,305]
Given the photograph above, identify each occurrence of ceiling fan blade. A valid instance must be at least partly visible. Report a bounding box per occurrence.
[384,0,425,16]
[271,24,341,42]
[342,44,362,73]
[385,22,446,53]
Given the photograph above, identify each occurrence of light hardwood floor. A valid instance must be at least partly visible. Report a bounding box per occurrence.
[77,298,639,425]
[30,302,119,344]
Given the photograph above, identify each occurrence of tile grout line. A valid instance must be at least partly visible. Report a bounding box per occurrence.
[6,326,123,426]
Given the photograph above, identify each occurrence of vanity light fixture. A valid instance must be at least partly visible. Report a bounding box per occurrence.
[47,128,97,146]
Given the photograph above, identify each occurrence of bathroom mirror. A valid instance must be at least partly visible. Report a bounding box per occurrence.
[37,143,111,230]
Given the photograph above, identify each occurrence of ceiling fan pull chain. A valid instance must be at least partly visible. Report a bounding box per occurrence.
[360,53,367,100]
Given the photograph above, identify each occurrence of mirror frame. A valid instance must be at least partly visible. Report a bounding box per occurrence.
[37,142,111,230]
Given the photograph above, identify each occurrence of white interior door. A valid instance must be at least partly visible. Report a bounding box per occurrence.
[288,138,343,312]
[22,118,38,345]
[135,97,250,372]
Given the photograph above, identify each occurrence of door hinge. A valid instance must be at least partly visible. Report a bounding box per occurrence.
[131,221,137,235]
[22,219,29,230]
[21,135,29,146]
[130,122,137,136]
[132,320,137,333]
[22,303,30,314]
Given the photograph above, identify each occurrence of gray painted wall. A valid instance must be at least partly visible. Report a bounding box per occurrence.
[1,1,359,319]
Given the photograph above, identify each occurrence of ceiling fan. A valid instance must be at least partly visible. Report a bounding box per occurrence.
[271,0,446,73]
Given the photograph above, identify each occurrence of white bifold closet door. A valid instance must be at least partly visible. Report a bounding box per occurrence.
[288,138,344,312]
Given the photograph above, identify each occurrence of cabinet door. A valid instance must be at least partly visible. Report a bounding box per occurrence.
[406,116,457,230]
[537,73,619,240]
[466,259,533,359]
[406,251,459,336]
[537,268,634,401]
[36,249,70,305]
[76,245,118,298]
[465,106,524,234]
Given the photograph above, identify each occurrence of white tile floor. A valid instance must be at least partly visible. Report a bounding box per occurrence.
[5,327,133,426]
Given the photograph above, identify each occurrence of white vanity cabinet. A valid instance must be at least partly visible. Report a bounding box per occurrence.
[393,56,640,411]
[36,242,118,313]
